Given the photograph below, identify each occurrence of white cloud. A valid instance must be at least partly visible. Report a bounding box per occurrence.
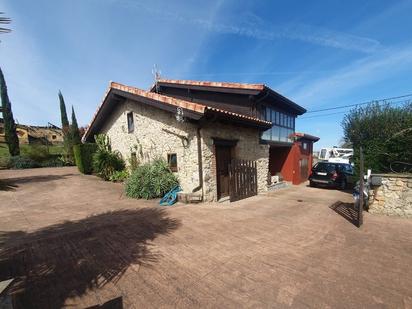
[289,44,412,106]
[117,0,380,53]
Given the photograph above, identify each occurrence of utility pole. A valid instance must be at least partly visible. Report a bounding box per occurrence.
[358,146,364,227]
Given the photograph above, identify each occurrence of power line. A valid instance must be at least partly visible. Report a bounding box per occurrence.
[299,111,347,119]
[300,98,411,119]
[306,93,412,113]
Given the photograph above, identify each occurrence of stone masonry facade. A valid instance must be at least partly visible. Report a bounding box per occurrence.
[200,121,269,202]
[368,174,412,218]
[100,99,269,202]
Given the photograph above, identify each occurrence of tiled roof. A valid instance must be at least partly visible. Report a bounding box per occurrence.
[293,132,320,142]
[83,82,271,142]
[155,79,265,91]
[111,82,206,113]
[152,79,307,115]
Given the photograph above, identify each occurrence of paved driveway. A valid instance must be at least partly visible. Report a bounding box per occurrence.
[0,167,411,308]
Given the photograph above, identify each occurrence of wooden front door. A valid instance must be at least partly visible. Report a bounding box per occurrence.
[299,158,309,181]
[216,145,232,200]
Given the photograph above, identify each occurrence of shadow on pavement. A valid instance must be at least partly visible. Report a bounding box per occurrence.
[0,208,180,308]
[329,201,359,227]
[0,180,18,191]
[86,296,123,309]
[0,174,77,189]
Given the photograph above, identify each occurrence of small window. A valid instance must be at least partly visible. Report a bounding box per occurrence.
[0,127,4,134]
[167,153,177,172]
[130,152,138,170]
[52,135,56,140]
[127,112,134,133]
[303,142,308,150]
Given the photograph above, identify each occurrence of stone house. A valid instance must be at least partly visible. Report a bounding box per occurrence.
[83,79,318,202]
[0,118,63,145]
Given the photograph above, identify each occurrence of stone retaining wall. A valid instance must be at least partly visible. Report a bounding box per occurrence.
[368,174,412,218]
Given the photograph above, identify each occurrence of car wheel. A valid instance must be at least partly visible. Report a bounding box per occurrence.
[340,179,347,190]
[310,181,316,187]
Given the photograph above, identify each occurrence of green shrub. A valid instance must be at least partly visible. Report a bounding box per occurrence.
[93,150,125,180]
[24,145,50,162]
[74,143,97,174]
[109,169,130,182]
[40,157,65,168]
[92,134,125,180]
[0,157,10,169]
[9,156,39,169]
[125,158,179,199]
[95,134,111,152]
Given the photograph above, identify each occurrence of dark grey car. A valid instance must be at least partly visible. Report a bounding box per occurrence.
[309,162,355,190]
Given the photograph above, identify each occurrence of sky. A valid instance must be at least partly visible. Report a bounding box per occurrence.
[1,0,412,150]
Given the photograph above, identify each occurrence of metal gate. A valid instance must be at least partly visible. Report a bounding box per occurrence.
[229,159,258,202]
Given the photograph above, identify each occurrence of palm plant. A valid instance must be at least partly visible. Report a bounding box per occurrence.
[0,12,11,34]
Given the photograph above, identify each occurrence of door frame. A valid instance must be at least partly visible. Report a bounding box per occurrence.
[213,138,237,200]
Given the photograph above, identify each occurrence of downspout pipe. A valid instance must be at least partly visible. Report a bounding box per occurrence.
[192,125,203,200]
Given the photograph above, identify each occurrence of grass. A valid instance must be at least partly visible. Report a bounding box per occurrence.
[0,143,65,158]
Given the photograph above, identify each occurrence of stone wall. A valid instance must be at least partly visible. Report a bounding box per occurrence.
[101,99,200,193]
[368,174,412,218]
[100,99,269,202]
[200,121,269,202]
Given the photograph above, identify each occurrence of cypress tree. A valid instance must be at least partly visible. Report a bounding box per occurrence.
[0,66,20,156]
[59,91,73,160]
[70,105,81,145]
[59,91,69,134]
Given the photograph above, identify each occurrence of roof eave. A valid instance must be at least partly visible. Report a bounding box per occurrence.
[155,80,263,95]
[294,132,320,142]
[264,86,307,115]
[205,108,272,130]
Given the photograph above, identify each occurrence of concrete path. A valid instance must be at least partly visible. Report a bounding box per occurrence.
[0,167,411,308]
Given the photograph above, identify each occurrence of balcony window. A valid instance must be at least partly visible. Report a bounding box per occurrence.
[261,106,295,143]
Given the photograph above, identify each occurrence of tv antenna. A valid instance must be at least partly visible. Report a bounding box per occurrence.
[152,64,161,92]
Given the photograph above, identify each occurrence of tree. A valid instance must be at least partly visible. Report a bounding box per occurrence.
[59,91,69,132]
[59,91,73,159]
[342,102,412,173]
[0,12,11,34]
[0,66,20,156]
[70,106,81,145]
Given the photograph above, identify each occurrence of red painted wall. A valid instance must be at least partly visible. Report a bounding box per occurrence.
[269,146,291,179]
[269,139,315,185]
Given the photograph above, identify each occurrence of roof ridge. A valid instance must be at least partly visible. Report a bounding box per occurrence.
[156,79,265,90]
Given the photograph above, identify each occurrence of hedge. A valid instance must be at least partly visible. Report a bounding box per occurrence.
[73,143,97,174]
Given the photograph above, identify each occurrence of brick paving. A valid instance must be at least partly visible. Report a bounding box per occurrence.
[0,167,411,308]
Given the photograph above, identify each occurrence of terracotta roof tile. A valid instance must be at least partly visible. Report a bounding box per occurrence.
[156,79,265,91]
[111,82,207,114]
[83,81,271,142]
[205,106,271,124]
[293,132,320,142]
